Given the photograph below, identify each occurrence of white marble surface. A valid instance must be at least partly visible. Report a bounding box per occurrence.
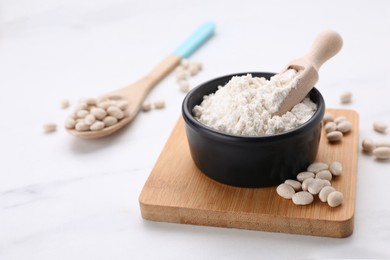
[1,0,390,259]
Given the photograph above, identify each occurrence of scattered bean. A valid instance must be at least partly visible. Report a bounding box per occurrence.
[43,123,57,133]
[329,161,342,176]
[319,186,336,203]
[142,101,152,112]
[296,171,315,182]
[302,177,315,191]
[362,138,375,153]
[307,162,329,173]
[373,120,388,133]
[340,91,352,104]
[373,147,390,160]
[327,191,344,207]
[327,131,343,142]
[154,100,166,109]
[323,113,334,124]
[276,183,295,199]
[61,99,70,109]
[308,178,326,195]
[180,59,190,68]
[337,121,352,133]
[334,116,347,125]
[178,80,190,93]
[292,191,314,205]
[284,179,301,191]
[325,122,337,133]
[315,170,332,181]
[374,140,390,148]
[175,59,202,93]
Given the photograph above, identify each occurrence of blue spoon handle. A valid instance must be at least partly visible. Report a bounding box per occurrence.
[173,22,216,58]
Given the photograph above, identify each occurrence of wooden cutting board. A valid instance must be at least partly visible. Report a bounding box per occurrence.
[139,109,359,238]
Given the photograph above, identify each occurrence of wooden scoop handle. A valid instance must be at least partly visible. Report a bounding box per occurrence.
[303,30,343,71]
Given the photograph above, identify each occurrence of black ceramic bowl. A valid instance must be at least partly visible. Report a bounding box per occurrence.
[182,72,325,188]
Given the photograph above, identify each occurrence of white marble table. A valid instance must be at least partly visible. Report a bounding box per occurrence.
[1,0,390,259]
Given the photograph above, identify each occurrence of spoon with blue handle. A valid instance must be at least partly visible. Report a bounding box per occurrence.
[67,22,215,139]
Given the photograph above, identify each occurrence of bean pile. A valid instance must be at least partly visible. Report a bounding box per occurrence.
[323,113,352,142]
[65,95,128,132]
[276,161,344,207]
[175,59,202,93]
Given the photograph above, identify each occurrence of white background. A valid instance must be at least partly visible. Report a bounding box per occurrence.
[1,0,390,259]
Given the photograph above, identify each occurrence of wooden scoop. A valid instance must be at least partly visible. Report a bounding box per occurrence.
[275,30,343,116]
[66,22,215,139]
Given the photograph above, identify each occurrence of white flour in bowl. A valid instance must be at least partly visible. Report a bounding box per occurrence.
[193,69,317,136]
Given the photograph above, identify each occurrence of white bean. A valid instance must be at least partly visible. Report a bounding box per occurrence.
[334,116,347,125]
[76,109,89,118]
[103,116,118,127]
[373,120,388,133]
[327,191,344,207]
[180,59,190,69]
[90,108,107,120]
[308,178,326,195]
[61,99,70,109]
[154,100,166,109]
[340,91,352,104]
[296,171,315,182]
[337,121,352,133]
[64,117,76,129]
[276,183,295,199]
[302,177,314,191]
[322,113,334,124]
[142,101,152,112]
[84,114,96,126]
[373,147,390,160]
[75,122,89,131]
[97,100,115,109]
[307,162,329,173]
[327,131,343,142]
[43,123,57,133]
[85,98,97,106]
[176,68,187,80]
[325,122,337,133]
[284,179,301,191]
[319,186,336,203]
[178,80,190,93]
[189,65,200,76]
[315,170,332,181]
[374,140,390,148]
[292,191,314,205]
[90,121,105,131]
[107,106,125,119]
[362,138,375,153]
[116,100,129,110]
[329,161,342,176]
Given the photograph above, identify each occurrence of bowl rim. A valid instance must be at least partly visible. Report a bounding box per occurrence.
[182,71,325,142]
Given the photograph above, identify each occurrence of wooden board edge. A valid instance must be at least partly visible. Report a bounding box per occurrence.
[139,200,354,238]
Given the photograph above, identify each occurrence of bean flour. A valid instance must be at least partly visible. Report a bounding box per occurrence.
[193,69,317,136]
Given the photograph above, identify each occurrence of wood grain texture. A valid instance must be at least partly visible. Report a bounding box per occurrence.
[139,109,359,238]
